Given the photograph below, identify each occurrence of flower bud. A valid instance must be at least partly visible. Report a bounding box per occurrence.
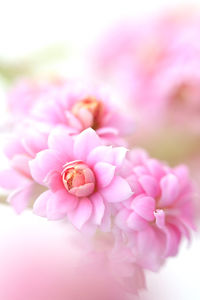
[62,160,95,197]
[71,97,103,130]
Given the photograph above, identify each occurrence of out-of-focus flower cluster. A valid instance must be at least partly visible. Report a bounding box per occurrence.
[0,72,196,298]
[93,9,200,134]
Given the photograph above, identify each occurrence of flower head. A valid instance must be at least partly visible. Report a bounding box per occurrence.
[30,83,134,146]
[62,160,96,197]
[30,128,132,231]
[71,97,104,130]
[116,149,195,271]
[7,78,67,118]
[93,11,200,132]
[0,120,49,213]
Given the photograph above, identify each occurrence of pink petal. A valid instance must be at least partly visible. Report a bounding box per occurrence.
[76,107,93,128]
[133,166,147,177]
[48,126,74,160]
[112,147,128,167]
[47,189,78,220]
[4,138,25,159]
[101,176,133,203]
[100,203,111,232]
[173,165,189,185]
[154,209,165,228]
[65,111,83,131]
[178,200,196,230]
[136,227,165,271]
[105,111,134,135]
[164,224,181,257]
[70,183,95,197]
[168,218,191,240]
[87,145,113,165]
[159,174,180,208]
[138,175,159,198]
[44,171,63,192]
[68,198,92,229]
[32,97,66,124]
[131,196,155,221]
[128,148,148,165]
[97,126,118,136]
[127,212,148,231]
[11,154,31,178]
[126,175,144,195]
[73,128,101,161]
[8,183,35,213]
[33,190,52,217]
[29,149,63,185]
[94,162,116,188]
[0,169,30,190]
[90,193,105,225]
[146,159,166,180]
[115,208,130,231]
[22,128,48,157]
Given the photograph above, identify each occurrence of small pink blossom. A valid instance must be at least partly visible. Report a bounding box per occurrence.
[85,232,146,297]
[115,149,195,271]
[62,161,96,197]
[7,78,66,117]
[93,10,200,132]
[0,120,49,213]
[30,82,134,146]
[29,127,132,231]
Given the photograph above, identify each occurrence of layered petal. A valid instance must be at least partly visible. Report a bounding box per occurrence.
[74,128,101,161]
[87,145,113,165]
[94,162,116,188]
[90,193,105,225]
[0,169,30,190]
[159,174,180,207]
[33,190,52,217]
[7,183,35,214]
[138,175,159,198]
[131,195,155,221]
[46,189,78,220]
[127,212,148,231]
[68,198,93,229]
[29,149,63,185]
[48,126,74,160]
[101,176,132,203]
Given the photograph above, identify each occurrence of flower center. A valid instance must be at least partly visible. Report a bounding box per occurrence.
[71,97,103,130]
[62,160,95,197]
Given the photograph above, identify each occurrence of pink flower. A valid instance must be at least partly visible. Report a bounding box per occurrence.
[7,78,66,118]
[29,127,132,231]
[30,82,134,145]
[93,10,200,132]
[0,213,131,300]
[116,149,195,271]
[77,230,146,297]
[0,120,49,213]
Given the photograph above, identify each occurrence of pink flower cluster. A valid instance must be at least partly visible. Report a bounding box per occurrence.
[93,10,200,132]
[0,79,195,296]
[116,149,195,271]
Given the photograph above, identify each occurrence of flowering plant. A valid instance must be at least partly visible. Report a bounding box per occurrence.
[0,77,196,299]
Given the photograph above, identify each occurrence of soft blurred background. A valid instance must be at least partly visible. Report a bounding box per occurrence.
[1,0,200,299]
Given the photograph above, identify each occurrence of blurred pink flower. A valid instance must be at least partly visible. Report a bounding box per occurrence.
[86,232,146,297]
[93,10,200,132]
[30,82,134,145]
[0,120,49,213]
[116,149,195,271]
[29,127,132,231]
[7,78,66,117]
[0,212,135,300]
